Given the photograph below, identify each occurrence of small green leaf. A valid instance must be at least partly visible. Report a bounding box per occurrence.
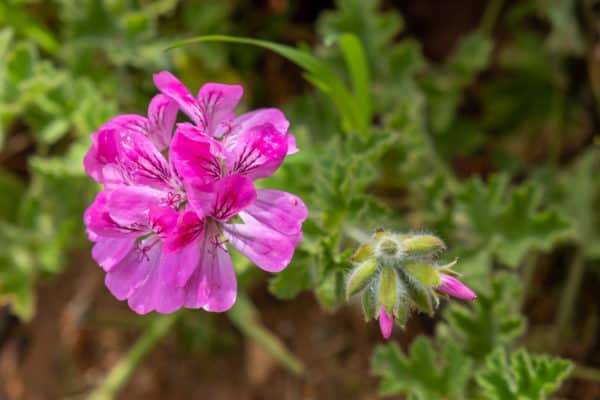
[477,348,572,400]
[371,336,471,399]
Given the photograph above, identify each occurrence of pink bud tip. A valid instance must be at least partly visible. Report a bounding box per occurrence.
[436,274,477,300]
[378,307,394,340]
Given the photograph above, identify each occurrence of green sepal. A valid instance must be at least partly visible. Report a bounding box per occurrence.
[401,234,446,258]
[404,262,442,287]
[378,266,398,313]
[346,259,378,297]
[404,276,434,316]
[361,288,377,321]
[352,243,374,263]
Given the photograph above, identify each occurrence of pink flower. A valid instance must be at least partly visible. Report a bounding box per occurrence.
[435,274,477,300]
[378,307,394,340]
[83,71,307,314]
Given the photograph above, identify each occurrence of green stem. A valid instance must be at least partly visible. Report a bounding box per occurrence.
[87,314,178,400]
[552,253,586,348]
[228,294,304,376]
[480,0,505,35]
[572,365,600,383]
[518,252,538,309]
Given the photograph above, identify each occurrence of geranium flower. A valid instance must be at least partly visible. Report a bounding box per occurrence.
[83,71,307,314]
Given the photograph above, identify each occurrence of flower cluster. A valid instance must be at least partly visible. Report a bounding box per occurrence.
[346,229,476,339]
[83,71,307,314]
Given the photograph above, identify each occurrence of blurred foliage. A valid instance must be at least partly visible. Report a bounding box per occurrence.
[1,0,598,398]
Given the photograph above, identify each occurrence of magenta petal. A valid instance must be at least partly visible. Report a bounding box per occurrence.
[227,108,290,146]
[286,134,298,155]
[106,114,149,137]
[170,123,224,184]
[183,225,237,312]
[153,71,206,130]
[92,237,136,272]
[187,174,256,222]
[197,83,243,137]
[127,264,186,314]
[244,189,308,236]
[106,186,165,228]
[436,274,477,300]
[105,240,159,301]
[162,210,205,253]
[147,94,178,150]
[228,123,288,180]
[222,218,294,272]
[378,307,394,340]
[84,191,141,237]
[160,238,202,287]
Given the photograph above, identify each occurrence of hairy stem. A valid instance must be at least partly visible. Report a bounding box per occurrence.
[87,314,178,400]
[480,0,505,35]
[552,253,586,348]
[228,293,304,375]
[572,365,600,383]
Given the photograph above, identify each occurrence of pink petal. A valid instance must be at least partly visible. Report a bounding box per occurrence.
[84,130,118,184]
[159,237,202,288]
[226,108,290,149]
[105,239,160,301]
[106,186,165,228]
[170,123,224,184]
[287,134,298,155]
[183,225,237,312]
[147,94,178,150]
[84,191,143,237]
[162,210,205,253]
[106,114,149,137]
[187,174,256,222]
[197,83,243,137]
[127,262,186,314]
[436,274,477,300]
[243,189,308,236]
[222,218,295,273]
[91,237,136,272]
[153,71,206,130]
[92,127,174,189]
[227,123,288,180]
[378,307,394,340]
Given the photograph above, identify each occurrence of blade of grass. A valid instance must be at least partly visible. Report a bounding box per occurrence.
[339,34,371,130]
[166,35,365,135]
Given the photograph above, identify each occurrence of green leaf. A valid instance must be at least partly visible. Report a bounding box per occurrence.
[456,175,571,268]
[371,336,472,399]
[268,257,313,300]
[477,348,572,400]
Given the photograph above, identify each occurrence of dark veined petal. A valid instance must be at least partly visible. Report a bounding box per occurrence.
[222,217,295,273]
[227,123,288,180]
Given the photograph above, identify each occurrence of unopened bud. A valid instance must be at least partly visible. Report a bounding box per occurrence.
[378,266,399,313]
[401,234,445,258]
[405,262,442,287]
[346,259,378,297]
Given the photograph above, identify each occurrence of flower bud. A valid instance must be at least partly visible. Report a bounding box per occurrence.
[378,307,394,340]
[436,273,477,300]
[404,262,441,287]
[401,234,445,258]
[346,259,378,298]
[378,266,399,313]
